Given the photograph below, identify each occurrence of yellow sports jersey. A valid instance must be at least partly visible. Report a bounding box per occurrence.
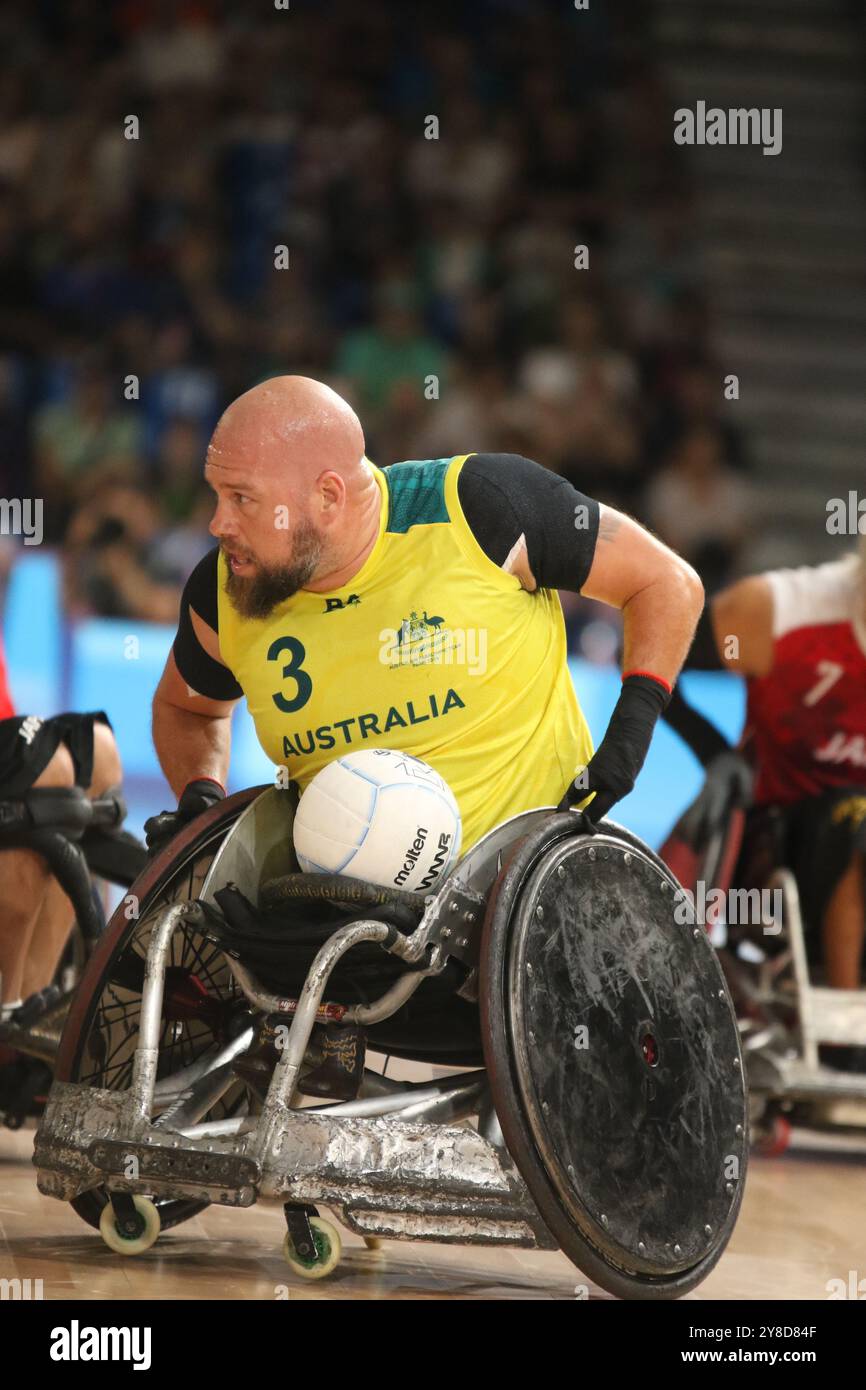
[216,455,593,855]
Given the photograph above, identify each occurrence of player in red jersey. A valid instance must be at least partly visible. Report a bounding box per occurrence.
[0,626,123,1028]
[665,542,866,994]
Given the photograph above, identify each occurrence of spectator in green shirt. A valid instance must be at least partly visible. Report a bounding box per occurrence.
[333,278,450,434]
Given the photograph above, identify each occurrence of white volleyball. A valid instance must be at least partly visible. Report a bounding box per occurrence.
[292,748,462,893]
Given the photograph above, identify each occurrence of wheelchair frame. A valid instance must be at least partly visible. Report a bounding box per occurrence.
[741,869,866,1120]
[33,788,747,1297]
[34,790,560,1250]
[663,792,866,1140]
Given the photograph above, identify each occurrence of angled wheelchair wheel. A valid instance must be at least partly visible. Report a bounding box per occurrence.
[55,787,265,1234]
[480,813,748,1301]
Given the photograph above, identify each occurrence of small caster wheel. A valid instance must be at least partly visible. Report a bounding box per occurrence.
[363,1236,383,1252]
[283,1216,342,1280]
[99,1196,161,1255]
[754,1113,791,1158]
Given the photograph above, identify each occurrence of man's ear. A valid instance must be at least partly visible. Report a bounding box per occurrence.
[318,470,347,512]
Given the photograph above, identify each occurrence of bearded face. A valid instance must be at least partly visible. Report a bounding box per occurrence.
[222,516,325,619]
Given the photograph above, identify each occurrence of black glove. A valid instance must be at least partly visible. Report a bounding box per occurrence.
[678,751,753,851]
[144,778,226,857]
[558,674,670,822]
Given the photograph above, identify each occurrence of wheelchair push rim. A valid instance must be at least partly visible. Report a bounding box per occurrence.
[55,786,265,1234]
[479,813,748,1301]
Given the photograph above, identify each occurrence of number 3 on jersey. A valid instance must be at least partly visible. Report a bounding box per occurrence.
[268,635,312,712]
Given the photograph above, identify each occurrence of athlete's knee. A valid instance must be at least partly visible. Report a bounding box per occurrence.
[90,720,123,794]
[33,742,75,789]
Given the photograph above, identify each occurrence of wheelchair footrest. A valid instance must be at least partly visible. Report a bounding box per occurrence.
[87,1137,261,1198]
[34,1081,556,1249]
[33,1081,261,1205]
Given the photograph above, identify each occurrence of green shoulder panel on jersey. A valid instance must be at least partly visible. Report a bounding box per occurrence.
[384,457,461,533]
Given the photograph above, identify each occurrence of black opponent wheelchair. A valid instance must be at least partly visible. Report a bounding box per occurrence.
[0,783,145,1127]
[32,785,748,1299]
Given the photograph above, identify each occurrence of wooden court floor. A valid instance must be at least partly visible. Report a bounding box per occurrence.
[2,1122,864,1301]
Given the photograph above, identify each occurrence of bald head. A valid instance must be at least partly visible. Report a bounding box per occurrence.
[205,377,379,618]
[208,376,365,489]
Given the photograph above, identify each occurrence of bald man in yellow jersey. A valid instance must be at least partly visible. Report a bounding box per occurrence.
[147,376,703,861]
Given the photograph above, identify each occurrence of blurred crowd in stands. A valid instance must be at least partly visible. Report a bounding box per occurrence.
[0,0,753,656]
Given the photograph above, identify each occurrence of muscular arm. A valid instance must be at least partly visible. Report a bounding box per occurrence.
[457,456,703,815]
[458,456,703,680]
[568,505,703,814]
[152,549,243,798]
[152,649,238,798]
[580,506,705,685]
[709,574,775,677]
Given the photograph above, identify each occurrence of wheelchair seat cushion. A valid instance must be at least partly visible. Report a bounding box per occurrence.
[204,878,483,1063]
[207,880,438,1002]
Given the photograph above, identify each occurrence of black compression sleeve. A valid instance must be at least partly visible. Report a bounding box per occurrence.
[173,549,244,702]
[456,453,600,592]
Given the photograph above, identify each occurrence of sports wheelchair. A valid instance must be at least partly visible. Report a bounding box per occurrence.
[33,785,748,1299]
[662,796,866,1154]
[0,783,145,1127]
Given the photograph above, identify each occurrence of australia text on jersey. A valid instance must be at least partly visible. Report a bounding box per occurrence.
[282,687,465,757]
